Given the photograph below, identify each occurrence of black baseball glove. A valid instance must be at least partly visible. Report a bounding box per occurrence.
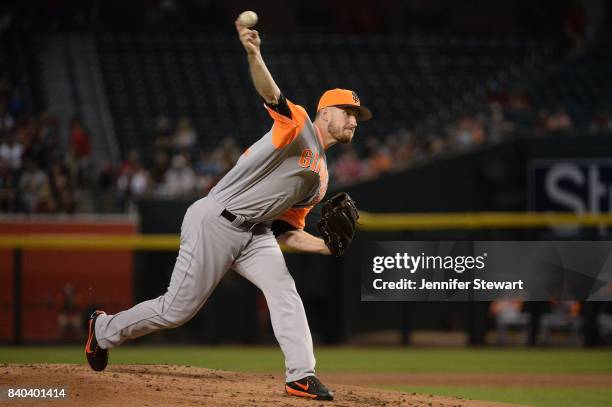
[317,192,359,257]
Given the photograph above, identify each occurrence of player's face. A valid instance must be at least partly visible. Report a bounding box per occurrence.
[328,107,358,144]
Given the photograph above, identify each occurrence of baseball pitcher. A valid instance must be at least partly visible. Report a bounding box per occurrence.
[85,16,371,401]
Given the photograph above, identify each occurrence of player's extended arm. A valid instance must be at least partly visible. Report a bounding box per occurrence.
[277,229,332,255]
[235,19,281,105]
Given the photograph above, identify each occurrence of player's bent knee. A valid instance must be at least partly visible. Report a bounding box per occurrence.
[158,304,199,328]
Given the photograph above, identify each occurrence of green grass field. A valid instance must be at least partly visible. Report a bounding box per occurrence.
[2,346,611,406]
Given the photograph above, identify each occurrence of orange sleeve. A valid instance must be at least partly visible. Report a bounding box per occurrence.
[277,206,313,230]
[264,99,308,149]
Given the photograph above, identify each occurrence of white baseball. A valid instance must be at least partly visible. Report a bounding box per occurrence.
[238,11,258,28]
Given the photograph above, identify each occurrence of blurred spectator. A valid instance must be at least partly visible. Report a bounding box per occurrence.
[70,115,91,159]
[540,301,582,344]
[194,138,244,193]
[97,160,117,212]
[18,157,50,213]
[332,146,365,185]
[589,110,612,133]
[0,102,15,133]
[219,136,241,170]
[545,107,574,132]
[98,161,115,191]
[162,153,196,196]
[194,150,222,193]
[15,118,35,153]
[57,283,83,341]
[69,115,93,187]
[389,131,417,167]
[486,101,515,142]
[489,299,530,345]
[130,165,150,196]
[535,109,551,133]
[173,117,197,150]
[153,115,173,153]
[599,312,612,343]
[0,130,23,170]
[7,88,25,117]
[0,170,18,212]
[194,150,223,178]
[428,135,448,155]
[49,161,75,213]
[118,148,141,176]
[39,112,61,158]
[496,90,534,130]
[150,148,170,188]
[117,150,150,211]
[364,136,392,179]
[27,126,46,166]
[450,113,486,148]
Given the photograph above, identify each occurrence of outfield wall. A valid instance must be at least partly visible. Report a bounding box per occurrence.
[0,216,137,342]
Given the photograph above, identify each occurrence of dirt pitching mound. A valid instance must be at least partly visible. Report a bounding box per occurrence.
[2,364,520,406]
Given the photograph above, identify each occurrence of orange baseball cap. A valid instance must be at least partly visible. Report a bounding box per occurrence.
[317,89,372,121]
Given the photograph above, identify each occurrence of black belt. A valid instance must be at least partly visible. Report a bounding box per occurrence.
[220,209,258,230]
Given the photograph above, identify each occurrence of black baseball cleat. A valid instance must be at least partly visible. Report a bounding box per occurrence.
[285,375,334,401]
[85,310,108,371]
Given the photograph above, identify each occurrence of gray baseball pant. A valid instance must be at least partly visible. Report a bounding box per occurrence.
[94,196,316,382]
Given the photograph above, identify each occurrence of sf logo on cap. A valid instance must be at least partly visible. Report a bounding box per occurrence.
[351,91,360,104]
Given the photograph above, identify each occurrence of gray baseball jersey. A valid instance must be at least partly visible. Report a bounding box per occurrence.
[211,98,329,228]
[93,96,327,382]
